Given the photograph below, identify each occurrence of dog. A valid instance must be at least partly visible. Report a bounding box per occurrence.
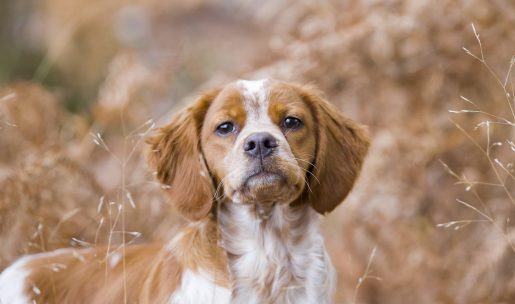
[0,79,369,303]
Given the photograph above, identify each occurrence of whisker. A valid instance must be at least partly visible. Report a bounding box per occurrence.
[292,156,318,171]
[213,173,233,202]
[304,176,313,193]
[292,160,321,185]
[213,179,226,201]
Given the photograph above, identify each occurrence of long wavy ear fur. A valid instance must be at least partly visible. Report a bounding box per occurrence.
[298,86,370,214]
[147,89,220,221]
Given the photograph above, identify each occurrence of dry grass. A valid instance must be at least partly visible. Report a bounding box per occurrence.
[1,0,515,303]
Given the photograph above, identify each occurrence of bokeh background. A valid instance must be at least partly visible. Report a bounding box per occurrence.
[1,0,515,303]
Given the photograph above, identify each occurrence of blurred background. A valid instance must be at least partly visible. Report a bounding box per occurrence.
[1,0,515,303]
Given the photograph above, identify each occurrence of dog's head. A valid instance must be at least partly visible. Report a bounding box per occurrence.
[148,80,369,221]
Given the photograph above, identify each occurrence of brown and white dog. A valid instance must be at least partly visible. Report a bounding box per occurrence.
[0,79,369,304]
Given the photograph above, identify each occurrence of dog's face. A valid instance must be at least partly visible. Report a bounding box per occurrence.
[148,79,369,221]
[201,80,315,205]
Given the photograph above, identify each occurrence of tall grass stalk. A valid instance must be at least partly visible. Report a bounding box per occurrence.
[440,23,515,251]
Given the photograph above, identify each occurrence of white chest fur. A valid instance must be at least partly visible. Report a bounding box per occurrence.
[169,269,231,304]
[218,203,335,304]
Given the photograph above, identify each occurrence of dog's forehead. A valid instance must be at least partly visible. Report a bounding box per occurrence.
[210,79,271,122]
[233,79,302,108]
[211,79,303,124]
[237,79,269,101]
[236,79,270,120]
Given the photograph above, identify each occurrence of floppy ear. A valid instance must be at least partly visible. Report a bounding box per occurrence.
[147,89,220,221]
[299,86,370,214]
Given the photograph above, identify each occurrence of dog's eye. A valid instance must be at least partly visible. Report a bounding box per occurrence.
[283,116,302,130]
[216,122,235,136]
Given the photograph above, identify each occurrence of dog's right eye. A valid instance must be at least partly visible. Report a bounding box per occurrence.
[216,122,235,136]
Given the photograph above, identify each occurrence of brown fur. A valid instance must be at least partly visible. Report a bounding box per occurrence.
[294,85,370,214]
[147,88,221,221]
[173,220,230,286]
[26,245,175,304]
[24,220,229,303]
[200,86,247,186]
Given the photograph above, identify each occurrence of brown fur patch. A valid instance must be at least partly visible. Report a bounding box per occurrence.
[147,88,221,221]
[26,244,180,303]
[201,86,247,186]
[294,84,370,214]
[173,219,230,287]
[268,82,317,171]
[24,220,230,303]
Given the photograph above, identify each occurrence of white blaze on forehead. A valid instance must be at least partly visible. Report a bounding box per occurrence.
[237,79,269,120]
[236,79,275,134]
[237,79,269,100]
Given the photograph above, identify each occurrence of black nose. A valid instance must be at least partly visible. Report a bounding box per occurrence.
[243,132,278,159]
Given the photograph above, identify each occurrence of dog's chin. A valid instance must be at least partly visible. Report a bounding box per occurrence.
[244,171,284,189]
[228,171,303,204]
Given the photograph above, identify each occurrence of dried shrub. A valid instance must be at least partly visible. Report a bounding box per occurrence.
[0,151,103,269]
[0,83,65,165]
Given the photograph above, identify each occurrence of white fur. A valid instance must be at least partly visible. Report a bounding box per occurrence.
[108,252,122,268]
[237,78,276,137]
[0,256,32,304]
[169,269,231,304]
[234,79,277,147]
[219,203,336,304]
[237,79,268,101]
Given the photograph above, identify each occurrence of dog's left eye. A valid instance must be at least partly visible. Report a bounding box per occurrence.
[282,116,302,130]
[216,122,235,136]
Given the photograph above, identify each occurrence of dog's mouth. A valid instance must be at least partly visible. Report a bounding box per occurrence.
[225,157,305,204]
[243,169,285,189]
[230,164,292,204]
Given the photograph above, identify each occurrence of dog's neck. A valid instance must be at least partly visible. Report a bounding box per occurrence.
[217,201,335,304]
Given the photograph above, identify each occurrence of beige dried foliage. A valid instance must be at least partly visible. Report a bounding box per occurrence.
[37,0,236,95]
[0,83,68,167]
[0,151,103,270]
[0,79,176,272]
[93,50,174,129]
